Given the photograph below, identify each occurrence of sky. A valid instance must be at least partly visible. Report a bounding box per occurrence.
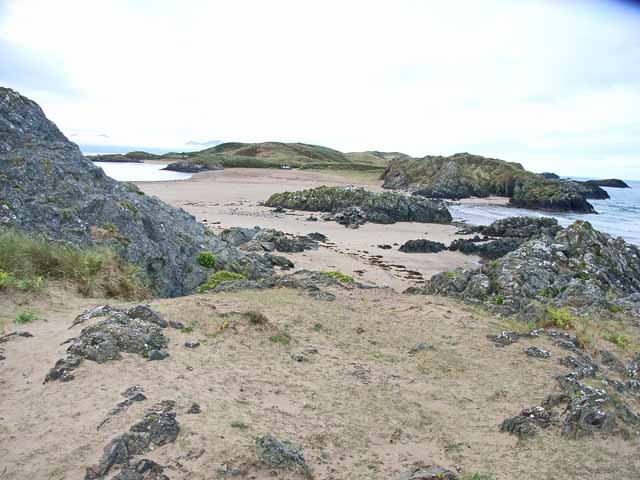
[1,0,639,178]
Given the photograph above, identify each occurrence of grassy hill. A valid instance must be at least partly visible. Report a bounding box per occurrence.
[163,142,392,171]
[88,143,411,172]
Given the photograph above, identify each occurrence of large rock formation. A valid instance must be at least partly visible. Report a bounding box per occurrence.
[381,153,596,213]
[264,186,452,224]
[584,179,630,189]
[0,87,270,297]
[413,221,640,319]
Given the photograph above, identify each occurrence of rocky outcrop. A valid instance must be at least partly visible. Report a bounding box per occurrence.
[85,400,179,479]
[451,217,562,260]
[413,221,640,319]
[540,172,560,179]
[264,186,452,225]
[45,306,177,383]
[575,182,610,200]
[459,216,563,239]
[220,226,318,253]
[509,178,596,213]
[381,153,596,213]
[584,179,630,189]
[87,154,143,163]
[0,87,270,297]
[399,239,447,253]
[162,160,223,173]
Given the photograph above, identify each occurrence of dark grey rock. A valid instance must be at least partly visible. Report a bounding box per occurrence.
[397,466,459,480]
[265,186,452,226]
[0,87,271,297]
[255,434,311,475]
[265,254,295,269]
[399,239,446,254]
[184,341,200,349]
[524,346,551,359]
[187,403,201,414]
[501,406,553,438]
[148,350,169,361]
[86,401,178,479]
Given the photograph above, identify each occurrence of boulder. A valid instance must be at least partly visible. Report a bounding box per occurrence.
[399,239,447,253]
[162,160,223,173]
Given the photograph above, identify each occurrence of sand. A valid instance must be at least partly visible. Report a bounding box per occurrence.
[1,285,638,479]
[136,168,480,290]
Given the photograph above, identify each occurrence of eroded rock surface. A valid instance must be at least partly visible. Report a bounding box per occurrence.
[45,306,173,383]
[0,87,270,297]
[416,221,640,319]
[86,400,178,479]
[264,186,452,225]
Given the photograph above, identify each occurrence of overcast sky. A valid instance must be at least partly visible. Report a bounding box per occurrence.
[1,0,639,178]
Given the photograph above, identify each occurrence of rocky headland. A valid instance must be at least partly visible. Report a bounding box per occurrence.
[381,152,598,213]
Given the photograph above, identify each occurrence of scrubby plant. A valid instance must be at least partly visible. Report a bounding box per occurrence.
[493,293,505,306]
[197,252,217,268]
[269,331,291,346]
[0,229,148,299]
[197,270,246,293]
[321,270,354,283]
[244,310,269,325]
[230,420,249,429]
[15,312,38,324]
[603,332,630,349]
[545,306,577,329]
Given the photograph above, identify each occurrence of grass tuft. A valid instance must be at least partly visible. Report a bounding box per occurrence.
[0,229,148,298]
[197,270,246,293]
[15,312,38,324]
[321,270,354,283]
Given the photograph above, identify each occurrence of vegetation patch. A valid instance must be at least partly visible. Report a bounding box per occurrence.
[269,330,292,346]
[0,229,148,299]
[321,270,354,283]
[244,310,269,325]
[197,252,217,268]
[15,311,38,324]
[197,270,246,293]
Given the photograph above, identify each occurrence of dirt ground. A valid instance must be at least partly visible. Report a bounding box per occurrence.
[1,285,638,479]
[136,168,480,290]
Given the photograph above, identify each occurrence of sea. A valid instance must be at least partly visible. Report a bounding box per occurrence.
[93,161,192,182]
[451,179,640,245]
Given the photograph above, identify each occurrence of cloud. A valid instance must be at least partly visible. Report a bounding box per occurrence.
[0,0,638,178]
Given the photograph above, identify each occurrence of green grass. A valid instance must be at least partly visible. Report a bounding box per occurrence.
[321,270,354,283]
[312,323,323,332]
[197,252,217,269]
[603,332,630,349]
[269,331,292,346]
[196,270,246,293]
[0,229,148,299]
[230,420,249,429]
[15,312,38,324]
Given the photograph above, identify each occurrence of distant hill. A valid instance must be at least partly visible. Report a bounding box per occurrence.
[345,151,412,166]
[162,142,393,172]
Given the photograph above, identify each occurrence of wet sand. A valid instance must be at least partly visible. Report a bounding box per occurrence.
[136,168,481,290]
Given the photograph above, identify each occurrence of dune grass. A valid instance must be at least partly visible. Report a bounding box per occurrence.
[0,229,148,299]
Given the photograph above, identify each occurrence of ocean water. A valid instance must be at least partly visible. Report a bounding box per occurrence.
[451,180,640,245]
[94,162,192,182]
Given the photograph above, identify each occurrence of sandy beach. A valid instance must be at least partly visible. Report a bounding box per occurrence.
[137,168,481,290]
